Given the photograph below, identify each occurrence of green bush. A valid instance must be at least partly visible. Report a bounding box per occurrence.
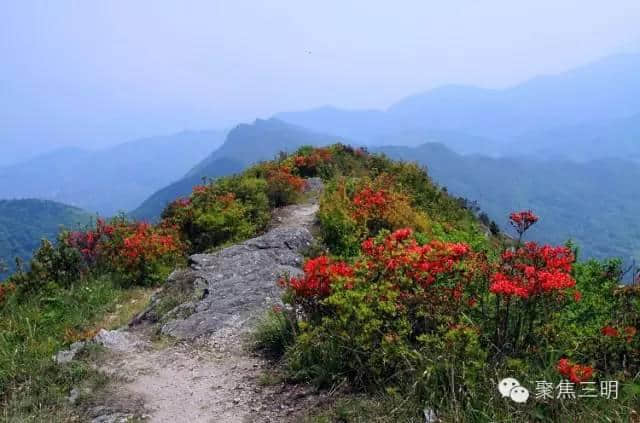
[252,307,296,358]
[9,234,85,294]
[163,175,271,252]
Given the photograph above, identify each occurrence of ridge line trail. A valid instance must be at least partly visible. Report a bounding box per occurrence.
[89,192,325,423]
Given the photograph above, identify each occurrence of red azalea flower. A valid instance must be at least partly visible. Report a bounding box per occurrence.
[509,210,539,236]
[557,358,594,383]
[624,326,637,343]
[601,326,619,337]
[490,242,575,299]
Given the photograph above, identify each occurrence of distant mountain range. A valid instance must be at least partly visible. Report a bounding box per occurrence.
[504,112,640,162]
[0,199,93,278]
[0,130,226,215]
[278,54,640,159]
[4,53,640,272]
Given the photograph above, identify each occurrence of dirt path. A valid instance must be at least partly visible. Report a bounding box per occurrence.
[90,327,320,423]
[85,188,325,423]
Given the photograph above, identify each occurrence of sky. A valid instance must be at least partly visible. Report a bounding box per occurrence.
[2,0,640,165]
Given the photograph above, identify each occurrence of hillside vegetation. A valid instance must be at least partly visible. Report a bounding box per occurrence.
[1,146,638,422]
[379,143,640,265]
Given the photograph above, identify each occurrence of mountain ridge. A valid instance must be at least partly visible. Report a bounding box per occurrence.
[0,129,227,215]
[277,53,640,150]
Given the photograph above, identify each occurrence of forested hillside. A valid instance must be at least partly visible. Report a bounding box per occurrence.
[0,199,92,278]
[379,143,640,263]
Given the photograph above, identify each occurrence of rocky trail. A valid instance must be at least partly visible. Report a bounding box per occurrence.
[79,181,329,423]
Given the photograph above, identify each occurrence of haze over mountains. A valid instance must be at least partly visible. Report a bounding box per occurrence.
[0,130,226,215]
[2,53,640,270]
[278,54,640,159]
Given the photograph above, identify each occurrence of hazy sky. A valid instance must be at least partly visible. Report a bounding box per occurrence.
[2,0,640,164]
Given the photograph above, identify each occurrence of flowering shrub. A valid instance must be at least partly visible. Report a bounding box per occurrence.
[486,209,579,353]
[556,358,594,383]
[489,242,576,299]
[66,218,115,264]
[292,148,332,177]
[264,164,306,207]
[318,175,431,257]
[509,210,538,241]
[281,228,476,385]
[162,175,271,252]
[351,176,430,235]
[66,218,184,286]
[108,222,182,285]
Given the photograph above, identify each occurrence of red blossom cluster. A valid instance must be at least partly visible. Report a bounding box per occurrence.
[601,325,637,343]
[267,165,306,192]
[192,185,208,195]
[66,218,184,281]
[352,187,392,220]
[509,210,539,236]
[557,358,594,383]
[282,228,473,321]
[121,222,180,266]
[293,148,332,175]
[361,228,470,288]
[282,256,353,298]
[67,218,114,262]
[216,192,237,207]
[489,242,577,299]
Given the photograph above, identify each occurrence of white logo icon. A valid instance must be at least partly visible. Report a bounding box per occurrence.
[509,385,530,403]
[498,378,529,403]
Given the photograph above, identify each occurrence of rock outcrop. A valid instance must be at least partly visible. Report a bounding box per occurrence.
[159,225,313,339]
[142,179,322,340]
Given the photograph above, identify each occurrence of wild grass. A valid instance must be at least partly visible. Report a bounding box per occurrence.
[252,308,296,358]
[0,276,152,421]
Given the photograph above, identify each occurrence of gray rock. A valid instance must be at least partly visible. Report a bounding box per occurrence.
[161,224,313,339]
[68,387,80,404]
[94,329,147,352]
[304,177,324,194]
[53,341,85,364]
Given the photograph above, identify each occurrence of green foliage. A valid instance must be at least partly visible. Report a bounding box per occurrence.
[380,143,640,265]
[0,199,92,279]
[162,174,271,252]
[0,275,152,420]
[316,181,362,257]
[252,307,296,358]
[267,146,640,421]
[10,235,85,294]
